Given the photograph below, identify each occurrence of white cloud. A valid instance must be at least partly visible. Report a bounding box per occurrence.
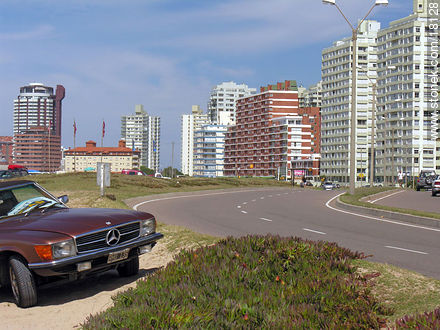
[0,25,54,41]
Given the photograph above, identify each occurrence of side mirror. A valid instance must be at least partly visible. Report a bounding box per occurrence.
[58,195,69,204]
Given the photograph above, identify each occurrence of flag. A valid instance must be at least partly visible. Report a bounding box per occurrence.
[102,121,105,138]
[73,120,77,137]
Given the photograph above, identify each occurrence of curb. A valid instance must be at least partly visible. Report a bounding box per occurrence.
[335,197,440,229]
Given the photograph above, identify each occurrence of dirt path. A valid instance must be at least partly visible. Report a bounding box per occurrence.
[0,241,173,329]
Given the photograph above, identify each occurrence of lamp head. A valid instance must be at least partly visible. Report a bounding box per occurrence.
[322,0,336,4]
[375,0,389,5]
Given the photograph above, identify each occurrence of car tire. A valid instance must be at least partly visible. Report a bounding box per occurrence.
[9,256,37,308]
[117,256,139,277]
[432,191,437,197]
[416,186,420,191]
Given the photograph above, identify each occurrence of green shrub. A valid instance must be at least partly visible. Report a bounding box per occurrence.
[83,235,389,328]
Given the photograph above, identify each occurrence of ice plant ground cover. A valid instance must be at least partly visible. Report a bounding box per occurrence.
[83,235,392,328]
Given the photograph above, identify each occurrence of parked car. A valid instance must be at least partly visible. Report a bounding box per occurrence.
[322,181,335,190]
[416,170,436,191]
[121,169,145,176]
[431,176,440,197]
[0,170,14,179]
[0,180,163,307]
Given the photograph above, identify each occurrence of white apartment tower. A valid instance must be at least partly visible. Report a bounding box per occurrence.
[121,105,160,172]
[207,81,256,125]
[321,20,381,184]
[375,0,440,183]
[193,124,227,177]
[181,105,210,176]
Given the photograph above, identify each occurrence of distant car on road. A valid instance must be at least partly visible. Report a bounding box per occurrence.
[431,176,440,197]
[322,181,335,190]
[416,170,436,191]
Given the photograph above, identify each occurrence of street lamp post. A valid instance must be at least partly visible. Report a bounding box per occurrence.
[322,0,388,195]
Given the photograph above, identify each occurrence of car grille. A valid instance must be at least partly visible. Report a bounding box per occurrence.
[75,221,140,253]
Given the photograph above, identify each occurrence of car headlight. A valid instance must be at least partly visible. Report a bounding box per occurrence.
[52,239,76,259]
[35,239,76,261]
[140,218,155,236]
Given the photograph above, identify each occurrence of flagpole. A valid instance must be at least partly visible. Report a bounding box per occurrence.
[73,120,77,172]
[48,122,51,173]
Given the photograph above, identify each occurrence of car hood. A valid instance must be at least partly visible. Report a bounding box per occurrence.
[0,207,153,237]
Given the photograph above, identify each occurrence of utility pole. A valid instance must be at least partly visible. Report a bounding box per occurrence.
[171,141,175,178]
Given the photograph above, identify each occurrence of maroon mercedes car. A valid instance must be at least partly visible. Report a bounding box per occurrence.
[0,180,163,308]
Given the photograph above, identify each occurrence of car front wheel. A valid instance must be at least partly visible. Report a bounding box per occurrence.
[9,256,37,308]
[117,256,139,277]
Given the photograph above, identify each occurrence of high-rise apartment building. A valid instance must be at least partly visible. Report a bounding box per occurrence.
[224,80,320,177]
[181,105,210,176]
[121,104,160,172]
[207,81,256,125]
[298,81,323,108]
[321,20,381,184]
[193,124,227,177]
[375,0,440,183]
[13,83,65,171]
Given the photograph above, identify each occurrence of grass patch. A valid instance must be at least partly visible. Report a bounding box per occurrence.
[339,187,440,219]
[82,236,390,329]
[353,259,440,325]
[26,172,291,208]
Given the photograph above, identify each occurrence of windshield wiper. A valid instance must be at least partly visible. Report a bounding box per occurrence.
[41,202,66,213]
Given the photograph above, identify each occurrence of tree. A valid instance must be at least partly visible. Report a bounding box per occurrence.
[161,167,183,178]
[140,166,155,175]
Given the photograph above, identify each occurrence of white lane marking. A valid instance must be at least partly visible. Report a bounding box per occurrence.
[237,205,241,209]
[241,211,248,214]
[133,189,265,210]
[326,193,440,233]
[303,228,326,235]
[251,199,256,202]
[243,202,247,205]
[259,217,273,222]
[277,194,281,196]
[260,197,265,200]
[284,193,289,195]
[385,245,428,255]
[370,190,405,203]
[268,195,273,197]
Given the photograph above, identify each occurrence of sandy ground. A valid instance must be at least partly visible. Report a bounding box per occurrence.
[0,240,173,329]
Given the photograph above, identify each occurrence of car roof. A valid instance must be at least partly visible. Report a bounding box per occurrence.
[0,180,34,189]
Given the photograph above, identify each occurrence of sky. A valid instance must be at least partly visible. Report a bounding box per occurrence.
[0,0,413,170]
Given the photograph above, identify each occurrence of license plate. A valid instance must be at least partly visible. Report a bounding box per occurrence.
[107,248,130,263]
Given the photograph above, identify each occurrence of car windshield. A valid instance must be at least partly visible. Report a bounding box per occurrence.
[0,183,67,219]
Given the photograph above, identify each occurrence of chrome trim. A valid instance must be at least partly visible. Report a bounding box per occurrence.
[74,220,144,253]
[28,232,163,269]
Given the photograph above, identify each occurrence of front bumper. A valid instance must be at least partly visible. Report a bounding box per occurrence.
[28,232,163,276]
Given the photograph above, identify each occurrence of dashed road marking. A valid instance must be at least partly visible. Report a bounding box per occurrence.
[385,245,428,255]
[237,206,241,209]
[259,217,273,222]
[303,228,326,235]
[241,211,248,214]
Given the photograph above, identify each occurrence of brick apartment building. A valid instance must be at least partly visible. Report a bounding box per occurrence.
[224,80,320,178]
[13,83,65,172]
[13,127,61,172]
[0,136,13,167]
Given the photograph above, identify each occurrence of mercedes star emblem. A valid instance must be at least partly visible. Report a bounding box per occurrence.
[106,229,121,246]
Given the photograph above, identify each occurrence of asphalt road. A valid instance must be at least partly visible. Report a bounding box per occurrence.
[129,188,440,279]
[373,189,440,214]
